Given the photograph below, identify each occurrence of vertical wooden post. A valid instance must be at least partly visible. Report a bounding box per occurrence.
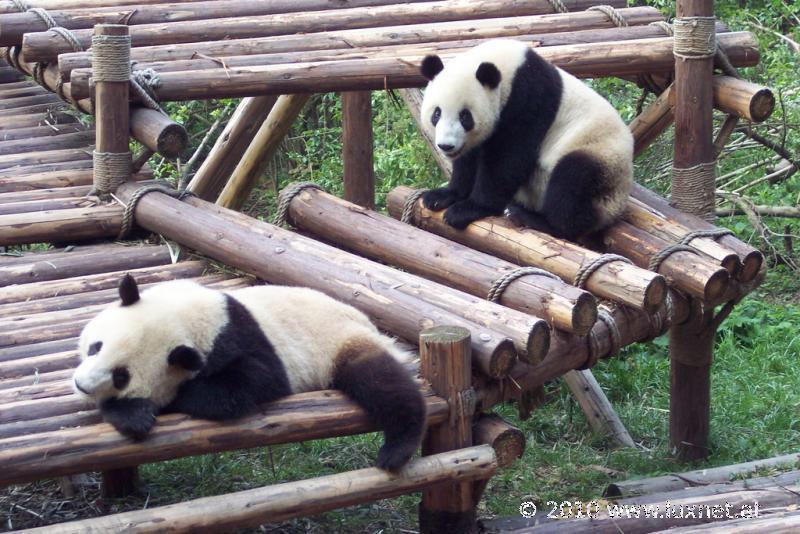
[419,326,477,534]
[101,467,139,499]
[91,24,131,197]
[341,91,375,209]
[669,0,716,461]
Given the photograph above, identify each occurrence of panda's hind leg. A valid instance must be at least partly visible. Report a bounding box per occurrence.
[540,151,608,242]
[506,202,556,234]
[333,339,426,472]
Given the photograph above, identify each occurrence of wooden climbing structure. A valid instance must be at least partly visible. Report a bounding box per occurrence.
[0,0,783,531]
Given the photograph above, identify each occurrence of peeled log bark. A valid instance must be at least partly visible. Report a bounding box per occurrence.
[55,8,670,78]
[713,76,775,123]
[68,33,760,102]
[22,445,494,534]
[0,390,452,487]
[0,130,95,155]
[287,187,597,336]
[117,183,538,377]
[472,413,524,468]
[0,0,200,13]
[0,123,85,142]
[22,0,627,61]
[0,204,121,246]
[0,167,151,193]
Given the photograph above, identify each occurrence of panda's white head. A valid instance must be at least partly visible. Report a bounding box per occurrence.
[419,39,530,159]
[73,275,226,409]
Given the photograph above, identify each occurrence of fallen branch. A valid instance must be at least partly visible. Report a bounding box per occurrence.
[716,205,800,218]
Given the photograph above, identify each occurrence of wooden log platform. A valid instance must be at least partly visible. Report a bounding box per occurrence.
[0,69,156,246]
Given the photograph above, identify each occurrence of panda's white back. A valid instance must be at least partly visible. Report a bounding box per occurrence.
[228,285,409,393]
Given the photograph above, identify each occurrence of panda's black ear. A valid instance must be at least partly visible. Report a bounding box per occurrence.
[168,345,204,371]
[476,62,501,89]
[118,274,140,306]
[421,55,444,81]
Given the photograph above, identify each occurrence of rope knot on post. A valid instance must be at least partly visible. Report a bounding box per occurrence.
[673,16,717,60]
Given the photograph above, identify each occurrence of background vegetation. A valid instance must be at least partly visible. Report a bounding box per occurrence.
[4,1,799,532]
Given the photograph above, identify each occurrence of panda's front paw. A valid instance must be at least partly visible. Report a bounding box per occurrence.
[421,187,459,211]
[101,397,158,440]
[443,200,496,230]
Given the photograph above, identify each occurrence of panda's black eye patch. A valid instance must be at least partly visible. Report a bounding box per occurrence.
[459,109,474,132]
[112,367,130,390]
[88,341,102,356]
[431,107,441,126]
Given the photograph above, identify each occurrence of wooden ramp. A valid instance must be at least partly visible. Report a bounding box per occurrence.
[0,59,153,247]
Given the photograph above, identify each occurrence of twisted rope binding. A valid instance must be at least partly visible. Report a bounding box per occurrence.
[647,291,673,338]
[28,7,56,28]
[649,20,674,36]
[597,307,622,357]
[648,244,697,272]
[51,26,85,52]
[587,5,628,27]
[673,16,717,60]
[573,253,633,289]
[272,182,325,227]
[400,188,427,225]
[92,151,131,198]
[11,0,30,11]
[92,34,131,82]
[547,0,568,14]
[131,68,165,113]
[487,266,561,303]
[672,161,716,222]
[679,228,734,245]
[117,183,195,239]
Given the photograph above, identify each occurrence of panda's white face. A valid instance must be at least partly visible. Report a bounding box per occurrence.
[419,40,531,159]
[73,277,227,408]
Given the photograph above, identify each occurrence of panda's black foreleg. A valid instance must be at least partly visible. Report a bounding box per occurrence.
[333,350,426,472]
[540,151,606,241]
[422,149,478,211]
[100,397,158,440]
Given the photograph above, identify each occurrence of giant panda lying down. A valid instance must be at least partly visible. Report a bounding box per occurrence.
[72,275,427,472]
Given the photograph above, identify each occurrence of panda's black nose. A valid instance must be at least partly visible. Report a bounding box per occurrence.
[437,143,455,152]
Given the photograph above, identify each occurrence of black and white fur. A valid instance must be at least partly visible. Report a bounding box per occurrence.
[73,275,426,472]
[419,39,633,241]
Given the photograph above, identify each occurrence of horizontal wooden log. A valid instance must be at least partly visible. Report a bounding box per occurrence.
[632,184,763,282]
[0,0,200,13]
[0,159,94,178]
[0,390,451,487]
[287,187,596,336]
[0,184,93,203]
[0,110,76,130]
[68,32,759,101]
[23,0,627,61]
[0,195,97,215]
[0,101,70,116]
[117,183,544,376]
[0,93,61,110]
[0,130,95,155]
[0,368,72,391]
[0,146,92,171]
[0,0,436,45]
[0,167,151,193]
[0,260,206,305]
[473,413,524,468]
[0,85,48,98]
[0,337,77,362]
[57,7,666,79]
[0,410,100,439]
[0,204,120,246]
[388,185,665,314]
[605,451,800,498]
[24,445,495,534]
[0,378,73,405]
[0,123,86,142]
[713,76,775,123]
[0,349,80,378]
[663,510,800,533]
[0,244,171,285]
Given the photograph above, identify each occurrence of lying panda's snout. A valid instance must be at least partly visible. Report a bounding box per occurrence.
[72,362,114,399]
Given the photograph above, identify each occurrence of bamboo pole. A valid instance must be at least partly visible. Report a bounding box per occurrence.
[22,0,628,61]
[216,94,308,210]
[116,182,542,376]
[188,96,277,201]
[286,187,597,337]
[342,91,375,209]
[669,0,716,462]
[0,0,436,45]
[55,7,669,77]
[66,33,760,102]
[419,326,478,533]
[0,390,452,487]
[22,446,495,534]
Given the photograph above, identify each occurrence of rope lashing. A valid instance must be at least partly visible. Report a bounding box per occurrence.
[649,20,674,36]
[647,291,673,338]
[546,0,568,14]
[573,254,633,289]
[673,16,717,60]
[51,26,85,53]
[131,68,165,113]
[117,183,195,239]
[671,161,716,222]
[678,228,734,245]
[400,188,427,224]
[582,305,623,370]
[272,182,325,227]
[587,5,628,28]
[28,7,57,29]
[648,244,697,272]
[91,151,132,198]
[10,0,30,11]
[487,267,561,303]
[92,34,132,82]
